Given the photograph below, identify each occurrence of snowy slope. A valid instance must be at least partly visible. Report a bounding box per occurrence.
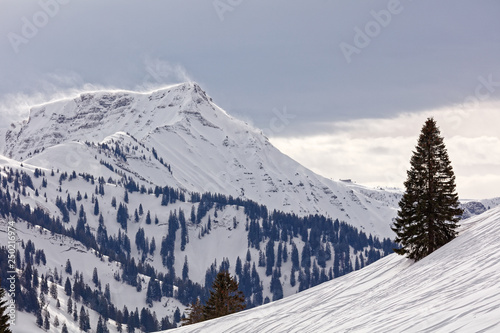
[0,217,183,333]
[0,151,397,332]
[3,83,401,238]
[0,153,390,305]
[166,206,500,333]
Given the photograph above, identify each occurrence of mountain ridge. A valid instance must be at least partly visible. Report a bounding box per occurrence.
[3,82,402,238]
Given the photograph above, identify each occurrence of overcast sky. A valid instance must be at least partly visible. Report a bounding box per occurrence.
[0,0,499,199]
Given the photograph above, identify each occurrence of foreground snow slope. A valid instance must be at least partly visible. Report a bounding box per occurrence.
[167,206,500,333]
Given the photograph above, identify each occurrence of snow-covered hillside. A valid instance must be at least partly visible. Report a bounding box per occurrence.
[3,83,401,238]
[0,146,395,331]
[167,205,500,333]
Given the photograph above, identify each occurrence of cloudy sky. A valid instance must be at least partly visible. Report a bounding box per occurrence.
[0,0,499,199]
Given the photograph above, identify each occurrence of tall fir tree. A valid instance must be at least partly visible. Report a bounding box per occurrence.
[392,118,463,261]
[202,271,246,320]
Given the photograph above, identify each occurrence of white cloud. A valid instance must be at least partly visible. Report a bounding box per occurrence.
[271,103,500,200]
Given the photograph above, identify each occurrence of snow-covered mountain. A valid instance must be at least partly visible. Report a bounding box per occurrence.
[166,205,500,333]
[3,82,401,239]
[0,83,404,332]
[460,198,500,219]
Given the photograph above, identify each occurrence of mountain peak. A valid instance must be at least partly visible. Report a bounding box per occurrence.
[3,82,218,160]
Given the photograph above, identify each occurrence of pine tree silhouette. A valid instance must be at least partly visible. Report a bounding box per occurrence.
[202,271,246,320]
[392,118,463,261]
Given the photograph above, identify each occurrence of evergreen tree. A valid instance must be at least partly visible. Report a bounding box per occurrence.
[79,305,90,332]
[301,242,311,268]
[65,259,72,275]
[64,277,72,296]
[146,278,161,306]
[149,237,156,255]
[270,268,283,301]
[173,307,181,324]
[54,267,60,283]
[203,271,246,320]
[73,303,78,322]
[190,205,196,224]
[265,240,275,276]
[181,298,204,326]
[92,267,99,286]
[117,203,129,230]
[135,228,146,253]
[180,209,188,250]
[96,316,110,333]
[50,282,58,299]
[94,198,99,215]
[44,313,50,330]
[392,118,463,261]
[182,256,189,281]
[291,243,299,270]
[290,267,296,287]
[40,275,49,294]
[235,256,242,277]
[276,242,283,268]
[67,297,73,314]
[36,310,43,327]
[0,279,12,333]
[104,283,111,302]
[258,250,265,267]
[62,322,69,333]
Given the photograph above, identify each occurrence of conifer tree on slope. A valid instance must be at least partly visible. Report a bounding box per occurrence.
[392,118,463,261]
[202,271,246,321]
[181,298,204,326]
[0,279,12,333]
